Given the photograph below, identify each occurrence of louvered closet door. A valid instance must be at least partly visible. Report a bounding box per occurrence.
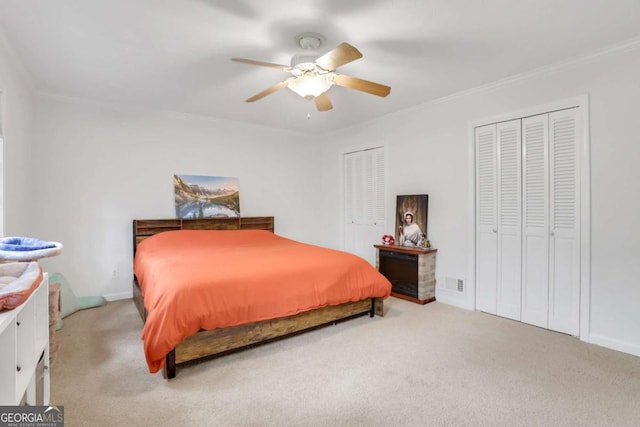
[548,108,581,335]
[475,124,498,315]
[364,148,386,227]
[344,147,385,265]
[344,153,358,254]
[521,114,550,329]
[496,120,522,320]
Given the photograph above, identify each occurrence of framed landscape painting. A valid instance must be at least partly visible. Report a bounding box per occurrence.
[174,174,240,219]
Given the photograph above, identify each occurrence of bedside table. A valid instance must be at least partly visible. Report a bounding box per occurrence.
[374,245,437,305]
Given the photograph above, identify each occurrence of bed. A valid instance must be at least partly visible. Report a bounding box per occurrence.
[132,216,391,378]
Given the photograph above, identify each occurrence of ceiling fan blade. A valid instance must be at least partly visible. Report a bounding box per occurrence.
[232,58,291,71]
[314,92,333,111]
[315,43,363,71]
[245,79,291,102]
[333,74,391,97]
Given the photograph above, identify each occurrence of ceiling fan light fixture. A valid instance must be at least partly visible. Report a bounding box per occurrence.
[287,72,334,100]
[232,38,390,110]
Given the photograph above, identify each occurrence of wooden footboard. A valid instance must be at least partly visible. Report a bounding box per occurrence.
[133,278,383,378]
[167,297,383,378]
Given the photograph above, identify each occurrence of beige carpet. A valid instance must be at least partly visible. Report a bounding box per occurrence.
[51,298,640,426]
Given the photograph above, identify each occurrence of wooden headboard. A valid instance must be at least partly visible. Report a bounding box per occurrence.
[132,216,274,255]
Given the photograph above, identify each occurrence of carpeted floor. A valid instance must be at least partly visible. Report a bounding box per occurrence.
[51,298,640,426]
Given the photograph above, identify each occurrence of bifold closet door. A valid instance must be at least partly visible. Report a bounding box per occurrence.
[496,120,522,321]
[475,120,522,319]
[477,107,581,335]
[475,124,498,315]
[548,108,581,336]
[344,147,386,265]
[521,113,550,329]
[522,108,581,335]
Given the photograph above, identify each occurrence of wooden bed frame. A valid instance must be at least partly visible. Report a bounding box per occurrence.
[132,216,384,379]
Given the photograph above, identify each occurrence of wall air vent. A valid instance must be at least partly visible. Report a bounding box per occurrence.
[442,277,464,293]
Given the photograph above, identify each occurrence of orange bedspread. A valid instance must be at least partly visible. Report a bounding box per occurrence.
[134,229,392,373]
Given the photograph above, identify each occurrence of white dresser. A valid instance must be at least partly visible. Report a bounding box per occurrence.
[0,273,49,405]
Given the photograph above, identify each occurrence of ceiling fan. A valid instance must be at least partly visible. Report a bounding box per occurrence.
[231,32,391,112]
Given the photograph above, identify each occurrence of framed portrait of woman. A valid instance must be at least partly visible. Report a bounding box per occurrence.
[395,194,428,248]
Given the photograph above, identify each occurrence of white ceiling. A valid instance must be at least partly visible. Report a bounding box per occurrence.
[1,0,640,134]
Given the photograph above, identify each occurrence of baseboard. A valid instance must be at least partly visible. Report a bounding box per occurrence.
[103,290,133,302]
[589,333,640,358]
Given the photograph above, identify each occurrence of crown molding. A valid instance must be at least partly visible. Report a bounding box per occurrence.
[431,35,640,106]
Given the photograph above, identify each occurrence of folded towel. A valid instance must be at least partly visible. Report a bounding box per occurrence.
[0,237,57,251]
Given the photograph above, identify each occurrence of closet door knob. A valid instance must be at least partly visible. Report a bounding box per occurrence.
[492,228,497,233]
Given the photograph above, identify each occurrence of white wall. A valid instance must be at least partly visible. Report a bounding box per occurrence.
[0,34,36,236]
[319,45,640,356]
[30,96,322,299]
[5,30,640,358]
